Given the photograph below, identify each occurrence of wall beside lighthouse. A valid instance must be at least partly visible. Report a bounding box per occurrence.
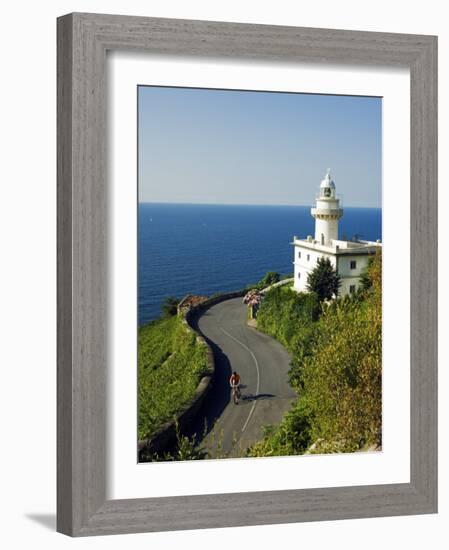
[337,254,372,295]
[293,245,376,296]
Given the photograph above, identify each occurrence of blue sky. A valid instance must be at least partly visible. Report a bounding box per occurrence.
[138,86,381,208]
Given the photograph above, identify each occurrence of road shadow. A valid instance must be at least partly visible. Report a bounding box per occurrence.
[185,316,233,443]
[242,393,275,402]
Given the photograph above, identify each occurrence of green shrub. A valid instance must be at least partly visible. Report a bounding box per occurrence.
[249,399,312,457]
[256,287,320,352]
[161,296,180,317]
[259,271,281,286]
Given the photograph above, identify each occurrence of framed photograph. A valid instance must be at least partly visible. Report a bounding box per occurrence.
[57,13,437,536]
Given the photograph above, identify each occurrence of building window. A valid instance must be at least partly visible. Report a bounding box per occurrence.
[298,251,301,259]
[349,285,356,294]
[297,272,301,279]
[307,254,310,261]
[350,260,357,269]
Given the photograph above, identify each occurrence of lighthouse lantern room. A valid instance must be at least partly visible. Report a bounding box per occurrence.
[310,169,343,246]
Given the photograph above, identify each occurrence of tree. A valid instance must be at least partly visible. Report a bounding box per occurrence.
[359,255,374,291]
[306,257,341,301]
[161,296,179,317]
[259,271,280,287]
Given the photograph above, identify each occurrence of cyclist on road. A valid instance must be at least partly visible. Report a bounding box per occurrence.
[229,371,241,404]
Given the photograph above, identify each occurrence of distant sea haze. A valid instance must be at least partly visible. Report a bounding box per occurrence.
[138,203,382,326]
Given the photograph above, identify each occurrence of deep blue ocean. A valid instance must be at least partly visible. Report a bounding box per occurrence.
[138,203,382,326]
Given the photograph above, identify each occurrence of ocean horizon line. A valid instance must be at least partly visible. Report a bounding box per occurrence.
[138,201,381,209]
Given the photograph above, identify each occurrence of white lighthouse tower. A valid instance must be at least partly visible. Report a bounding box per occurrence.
[311,169,343,245]
[292,169,382,296]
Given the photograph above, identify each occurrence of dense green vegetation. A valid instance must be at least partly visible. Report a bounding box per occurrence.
[138,315,209,441]
[255,285,320,355]
[250,252,382,456]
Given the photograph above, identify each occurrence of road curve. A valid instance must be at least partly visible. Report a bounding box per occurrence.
[188,297,296,456]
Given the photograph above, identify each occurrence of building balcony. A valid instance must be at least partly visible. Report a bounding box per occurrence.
[311,207,343,219]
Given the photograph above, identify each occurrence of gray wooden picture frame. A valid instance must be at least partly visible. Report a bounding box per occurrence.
[57,12,438,537]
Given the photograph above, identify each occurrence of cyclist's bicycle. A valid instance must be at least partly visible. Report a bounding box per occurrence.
[231,385,241,405]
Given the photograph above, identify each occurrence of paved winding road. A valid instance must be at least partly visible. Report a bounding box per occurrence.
[189,297,296,456]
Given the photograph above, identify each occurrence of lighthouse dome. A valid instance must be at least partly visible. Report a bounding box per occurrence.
[320,169,336,189]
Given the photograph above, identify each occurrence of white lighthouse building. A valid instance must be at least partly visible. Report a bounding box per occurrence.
[292,170,381,296]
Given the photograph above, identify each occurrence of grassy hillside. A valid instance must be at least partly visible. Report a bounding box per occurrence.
[138,315,209,440]
[250,252,382,456]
